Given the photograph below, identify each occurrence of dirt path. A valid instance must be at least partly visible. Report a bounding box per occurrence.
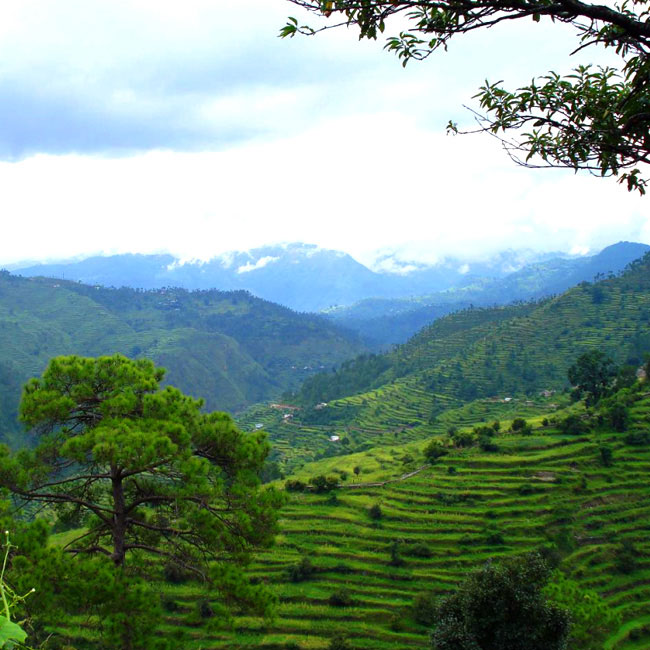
[340,464,430,489]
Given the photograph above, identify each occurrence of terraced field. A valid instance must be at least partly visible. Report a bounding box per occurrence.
[238,392,568,474]
[293,255,650,416]
[159,392,650,650]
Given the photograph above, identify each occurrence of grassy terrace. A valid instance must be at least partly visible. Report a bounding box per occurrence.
[153,395,650,650]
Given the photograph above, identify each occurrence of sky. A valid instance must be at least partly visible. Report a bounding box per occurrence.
[0,0,648,269]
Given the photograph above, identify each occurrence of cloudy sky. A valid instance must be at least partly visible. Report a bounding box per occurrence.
[1,0,647,268]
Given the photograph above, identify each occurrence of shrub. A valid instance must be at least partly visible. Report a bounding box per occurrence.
[163,560,192,584]
[161,595,179,612]
[197,598,214,619]
[511,418,528,432]
[431,553,569,650]
[408,542,432,558]
[329,589,353,607]
[474,425,495,437]
[285,479,307,492]
[599,445,613,467]
[559,414,590,436]
[484,525,505,545]
[413,591,437,626]
[624,431,650,445]
[479,436,499,452]
[423,439,448,462]
[388,540,405,567]
[328,633,351,650]
[451,430,475,448]
[308,474,339,493]
[608,403,630,432]
[388,612,406,632]
[614,540,640,574]
[288,556,316,583]
[368,504,382,520]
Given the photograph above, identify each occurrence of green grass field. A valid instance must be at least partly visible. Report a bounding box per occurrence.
[105,393,649,650]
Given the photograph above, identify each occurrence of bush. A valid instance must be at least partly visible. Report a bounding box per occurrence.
[608,403,630,432]
[288,556,316,583]
[163,560,192,584]
[423,439,448,462]
[197,598,214,619]
[511,418,528,432]
[479,435,499,452]
[408,542,432,558]
[413,591,437,626]
[329,589,354,607]
[388,612,406,632]
[451,430,475,448]
[388,540,405,567]
[285,479,307,492]
[624,431,650,445]
[161,595,179,612]
[328,634,351,650]
[614,540,640,574]
[559,414,591,436]
[599,445,613,467]
[309,474,339,493]
[473,425,495,437]
[368,504,382,520]
[484,525,505,545]
[431,553,569,650]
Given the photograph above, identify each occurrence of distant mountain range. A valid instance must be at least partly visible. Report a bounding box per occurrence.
[9,241,650,344]
[6,243,579,312]
[327,241,650,344]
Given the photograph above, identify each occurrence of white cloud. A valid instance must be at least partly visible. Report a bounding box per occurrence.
[237,256,279,274]
[0,1,646,266]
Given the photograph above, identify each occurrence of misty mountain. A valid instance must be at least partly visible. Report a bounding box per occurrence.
[10,241,649,321]
[328,241,650,345]
[9,243,573,312]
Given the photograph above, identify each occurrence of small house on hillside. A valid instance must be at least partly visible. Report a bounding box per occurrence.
[329,435,340,442]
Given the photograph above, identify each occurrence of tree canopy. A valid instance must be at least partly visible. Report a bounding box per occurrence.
[283,0,650,193]
[431,553,570,650]
[567,349,617,404]
[0,355,283,647]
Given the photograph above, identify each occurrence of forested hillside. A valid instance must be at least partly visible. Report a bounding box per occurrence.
[0,271,365,442]
[295,253,650,409]
[248,253,650,476]
[328,241,650,345]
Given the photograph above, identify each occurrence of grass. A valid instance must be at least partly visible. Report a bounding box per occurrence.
[62,392,644,650]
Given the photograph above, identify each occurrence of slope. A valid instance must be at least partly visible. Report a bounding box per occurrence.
[52,389,650,650]
[328,241,650,345]
[0,271,365,441]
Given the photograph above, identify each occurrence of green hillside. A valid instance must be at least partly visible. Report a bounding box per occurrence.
[292,252,650,414]
[51,387,650,650]
[0,271,365,442]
